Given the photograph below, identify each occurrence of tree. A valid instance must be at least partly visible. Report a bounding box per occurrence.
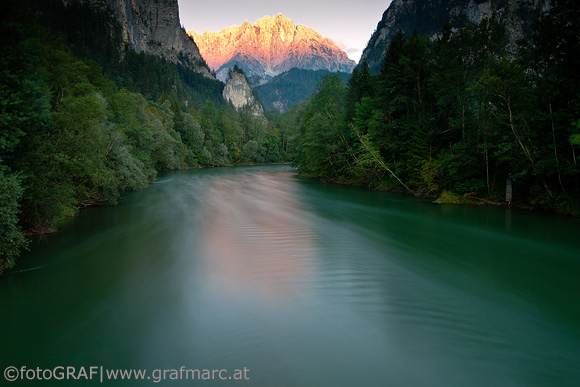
[0,13,49,162]
[0,168,28,272]
[520,0,580,202]
[292,73,347,177]
[346,60,374,123]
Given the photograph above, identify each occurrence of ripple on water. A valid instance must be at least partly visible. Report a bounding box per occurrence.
[2,166,580,386]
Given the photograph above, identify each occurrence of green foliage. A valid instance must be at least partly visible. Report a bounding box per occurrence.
[255,68,350,112]
[346,60,373,121]
[435,191,470,205]
[0,168,28,272]
[290,12,580,213]
[0,0,293,267]
[241,140,263,163]
[116,50,225,108]
[0,12,50,159]
[292,73,348,177]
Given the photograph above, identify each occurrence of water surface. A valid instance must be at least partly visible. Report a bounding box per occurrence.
[1,165,579,386]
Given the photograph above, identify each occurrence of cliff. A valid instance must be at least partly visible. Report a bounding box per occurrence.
[360,0,552,73]
[188,14,355,84]
[63,0,213,77]
[223,68,264,115]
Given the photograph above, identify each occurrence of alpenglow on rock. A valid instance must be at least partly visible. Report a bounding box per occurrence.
[223,67,264,115]
[63,0,212,77]
[188,13,356,84]
[360,0,552,73]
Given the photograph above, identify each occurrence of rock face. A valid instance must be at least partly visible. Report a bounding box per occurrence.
[223,68,264,115]
[65,0,212,77]
[188,13,356,84]
[360,0,552,73]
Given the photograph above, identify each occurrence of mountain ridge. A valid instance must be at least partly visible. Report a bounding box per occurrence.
[188,14,355,83]
[63,0,213,77]
[360,0,552,73]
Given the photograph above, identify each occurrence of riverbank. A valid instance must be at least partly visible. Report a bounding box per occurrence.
[298,172,580,218]
[19,162,293,240]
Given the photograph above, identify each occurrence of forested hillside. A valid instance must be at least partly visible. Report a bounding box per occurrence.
[255,68,350,112]
[0,0,293,271]
[292,1,579,215]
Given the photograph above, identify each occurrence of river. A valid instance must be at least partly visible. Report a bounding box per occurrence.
[1,165,579,386]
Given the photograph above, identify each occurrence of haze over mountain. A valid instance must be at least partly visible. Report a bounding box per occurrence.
[187,13,356,84]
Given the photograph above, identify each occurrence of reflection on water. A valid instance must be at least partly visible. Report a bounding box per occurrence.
[1,165,580,386]
[201,171,313,299]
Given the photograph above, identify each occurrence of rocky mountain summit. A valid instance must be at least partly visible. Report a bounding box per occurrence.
[360,0,552,73]
[188,13,355,84]
[63,0,212,77]
[223,67,264,115]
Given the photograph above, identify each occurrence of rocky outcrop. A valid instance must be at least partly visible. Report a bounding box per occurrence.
[223,68,264,115]
[188,14,355,84]
[360,0,552,73]
[64,0,212,77]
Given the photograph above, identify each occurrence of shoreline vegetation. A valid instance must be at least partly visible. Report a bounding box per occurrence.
[21,162,294,235]
[290,2,579,219]
[301,173,528,210]
[2,0,579,271]
[0,0,296,271]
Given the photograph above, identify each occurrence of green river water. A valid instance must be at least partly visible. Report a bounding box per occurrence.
[1,165,579,386]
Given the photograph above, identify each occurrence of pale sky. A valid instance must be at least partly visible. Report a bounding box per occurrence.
[178,0,393,63]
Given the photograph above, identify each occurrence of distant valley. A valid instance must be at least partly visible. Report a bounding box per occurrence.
[254,68,350,113]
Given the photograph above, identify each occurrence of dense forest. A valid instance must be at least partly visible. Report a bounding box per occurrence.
[0,0,294,271]
[292,0,579,215]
